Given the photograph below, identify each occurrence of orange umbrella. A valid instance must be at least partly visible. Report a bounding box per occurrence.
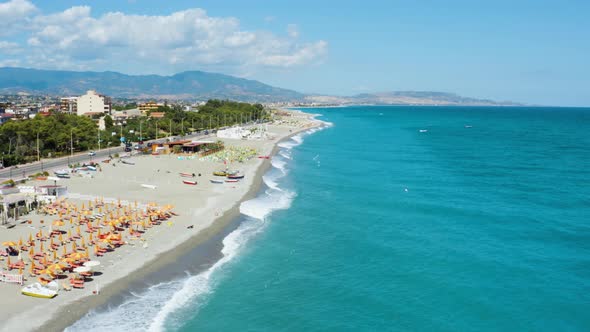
[62,245,67,257]
[52,250,57,261]
[58,233,63,243]
[28,233,33,244]
[97,229,101,237]
[39,241,44,252]
[28,247,34,256]
[29,262,35,275]
[18,238,23,247]
[89,233,93,242]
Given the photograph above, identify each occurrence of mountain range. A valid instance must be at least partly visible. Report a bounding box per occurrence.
[0,67,517,106]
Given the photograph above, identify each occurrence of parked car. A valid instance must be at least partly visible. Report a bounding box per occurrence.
[124,147,132,152]
[88,151,96,156]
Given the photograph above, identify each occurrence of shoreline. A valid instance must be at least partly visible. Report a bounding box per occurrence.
[30,121,319,332]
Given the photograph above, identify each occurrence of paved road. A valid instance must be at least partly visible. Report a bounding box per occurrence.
[0,131,212,180]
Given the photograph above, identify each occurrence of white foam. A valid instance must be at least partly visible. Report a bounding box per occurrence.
[270,158,287,173]
[279,150,292,159]
[239,188,295,221]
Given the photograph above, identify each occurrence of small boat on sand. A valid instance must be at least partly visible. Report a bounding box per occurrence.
[225,179,239,183]
[213,171,228,176]
[258,155,270,159]
[21,282,58,299]
[141,184,157,189]
[179,173,194,178]
[54,170,70,178]
[227,173,245,179]
[121,160,135,165]
[183,180,198,185]
[210,179,224,184]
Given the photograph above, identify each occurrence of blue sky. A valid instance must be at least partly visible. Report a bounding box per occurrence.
[0,0,589,106]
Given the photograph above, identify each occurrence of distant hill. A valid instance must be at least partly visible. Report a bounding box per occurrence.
[0,67,304,102]
[0,67,519,105]
[305,91,519,106]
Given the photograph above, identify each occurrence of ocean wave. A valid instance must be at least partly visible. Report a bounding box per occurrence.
[239,187,296,221]
[270,158,287,173]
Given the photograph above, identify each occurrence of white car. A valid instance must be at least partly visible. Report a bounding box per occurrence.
[88,151,96,156]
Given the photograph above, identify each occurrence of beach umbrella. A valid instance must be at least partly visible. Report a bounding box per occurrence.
[81,237,86,247]
[2,241,16,246]
[62,245,67,257]
[18,266,23,275]
[18,238,23,247]
[69,252,85,261]
[84,260,100,268]
[76,226,81,236]
[29,262,35,275]
[6,256,11,268]
[28,233,33,244]
[93,246,100,256]
[71,241,77,252]
[53,220,65,227]
[89,233,93,242]
[67,229,72,240]
[28,247,34,256]
[59,233,63,243]
[97,229,101,237]
[50,237,54,247]
[52,250,57,261]
[85,247,89,257]
[39,241,44,252]
[73,266,91,274]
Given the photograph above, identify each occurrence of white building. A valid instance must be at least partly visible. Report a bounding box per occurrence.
[60,97,78,114]
[76,90,112,116]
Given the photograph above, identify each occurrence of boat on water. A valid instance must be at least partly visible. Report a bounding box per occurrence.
[210,179,224,184]
[419,129,428,133]
[225,179,239,183]
[183,180,198,185]
[465,125,473,128]
[227,173,245,179]
[179,172,194,178]
[21,282,58,299]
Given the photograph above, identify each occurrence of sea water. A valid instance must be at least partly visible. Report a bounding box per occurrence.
[67,106,590,332]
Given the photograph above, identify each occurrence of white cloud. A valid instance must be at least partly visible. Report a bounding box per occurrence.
[0,0,37,35]
[3,5,327,73]
[287,24,299,38]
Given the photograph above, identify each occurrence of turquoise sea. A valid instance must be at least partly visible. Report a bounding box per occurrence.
[68,106,590,332]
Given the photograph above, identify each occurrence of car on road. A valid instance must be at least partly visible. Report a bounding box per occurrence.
[88,151,96,156]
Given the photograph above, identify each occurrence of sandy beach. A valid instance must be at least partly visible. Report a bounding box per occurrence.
[0,109,321,332]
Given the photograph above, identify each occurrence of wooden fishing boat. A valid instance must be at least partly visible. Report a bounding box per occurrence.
[121,160,135,165]
[213,171,228,176]
[210,179,224,184]
[258,155,270,159]
[225,179,239,183]
[179,172,194,178]
[182,180,198,185]
[227,173,245,179]
[35,176,48,181]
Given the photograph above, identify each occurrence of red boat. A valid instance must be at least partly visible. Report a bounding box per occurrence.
[179,173,194,178]
[225,179,239,183]
[258,155,270,159]
[182,180,197,185]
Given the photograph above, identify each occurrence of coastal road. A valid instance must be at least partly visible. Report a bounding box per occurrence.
[0,131,213,181]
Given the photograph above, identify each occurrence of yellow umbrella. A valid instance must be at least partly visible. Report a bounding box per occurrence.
[67,229,72,239]
[89,233,93,242]
[28,233,33,244]
[39,241,44,252]
[97,229,101,237]
[71,241,77,252]
[2,241,16,246]
[29,262,35,275]
[76,226,81,235]
[69,217,74,225]
[18,238,23,247]
[59,233,63,243]
[53,220,65,227]
[81,237,86,247]
[62,245,67,257]
[28,246,34,256]
[85,247,89,257]
[50,237,55,247]
[18,266,23,275]
[6,256,11,268]
[52,250,57,261]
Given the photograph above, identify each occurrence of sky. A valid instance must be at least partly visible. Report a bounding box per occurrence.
[0,0,589,106]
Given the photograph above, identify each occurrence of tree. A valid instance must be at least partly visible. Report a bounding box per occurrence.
[104,115,114,129]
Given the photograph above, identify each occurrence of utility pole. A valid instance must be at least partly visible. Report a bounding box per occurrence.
[98,129,101,151]
[156,122,158,140]
[36,131,40,162]
[169,119,172,138]
[70,129,73,158]
[139,121,142,142]
[181,118,184,136]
